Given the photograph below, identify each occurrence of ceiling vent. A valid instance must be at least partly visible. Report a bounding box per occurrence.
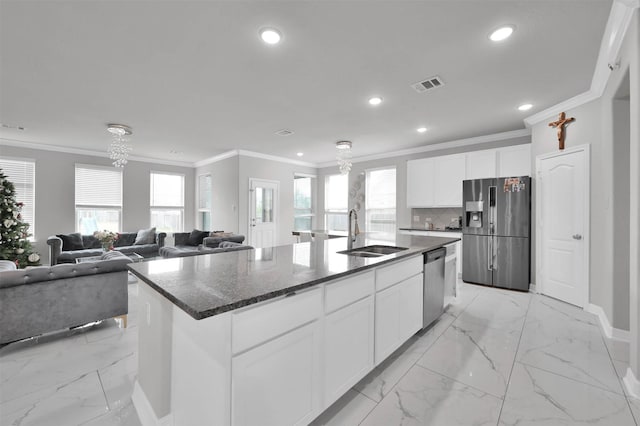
[411,76,445,93]
[275,129,294,136]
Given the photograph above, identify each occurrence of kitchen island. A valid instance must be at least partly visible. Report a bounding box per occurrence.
[128,234,459,426]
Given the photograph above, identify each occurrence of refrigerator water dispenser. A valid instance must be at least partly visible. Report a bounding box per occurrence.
[465,201,483,228]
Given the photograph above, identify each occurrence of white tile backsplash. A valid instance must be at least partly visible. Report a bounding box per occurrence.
[411,208,462,230]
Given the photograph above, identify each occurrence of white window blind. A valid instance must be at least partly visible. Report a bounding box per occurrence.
[75,165,122,206]
[0,158,36,236]
[75,164,122,233]
[198,174,212,231]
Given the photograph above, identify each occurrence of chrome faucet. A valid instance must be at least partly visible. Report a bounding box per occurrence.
[347,209,360,250]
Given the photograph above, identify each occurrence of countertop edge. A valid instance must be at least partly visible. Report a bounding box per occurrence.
[128,237,460,320]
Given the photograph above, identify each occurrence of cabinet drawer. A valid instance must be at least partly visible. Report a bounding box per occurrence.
[325,271,374,313]
[232,287,322,354]
[375,256,422,292]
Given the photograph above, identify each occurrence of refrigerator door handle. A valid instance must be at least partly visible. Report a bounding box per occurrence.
[492,236,498,270]
[488,185,497,235]
[487,237,493,271]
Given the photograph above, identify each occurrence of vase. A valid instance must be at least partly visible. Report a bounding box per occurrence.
[101,243,113,251]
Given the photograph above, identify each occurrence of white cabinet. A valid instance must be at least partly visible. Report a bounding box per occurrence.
[434,155,466,207]
[324,296,374,407]
[232,321,322,426]
[497,144,531,176]
[466,149,497,179]
[407,154,464,207]
[374,273,423,365]
[407,157,435,207]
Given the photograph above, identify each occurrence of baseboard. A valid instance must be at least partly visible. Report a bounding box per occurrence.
[623,368,640,399]
[585,304,630,342]
[132,381,173,426]
[529,283,537,293]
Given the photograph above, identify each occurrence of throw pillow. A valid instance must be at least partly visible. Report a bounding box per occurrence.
[210,231,233,237]
[57,233,84,251]
[134,227,156,245]
[187,229,209,246]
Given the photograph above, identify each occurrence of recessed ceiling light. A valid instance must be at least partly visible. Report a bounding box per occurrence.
[260,28,282,45]
[489,25,515,42]
[518,103,533,111]
[296,152,304,157]
[417,127,427,133]
[368,96,383,106]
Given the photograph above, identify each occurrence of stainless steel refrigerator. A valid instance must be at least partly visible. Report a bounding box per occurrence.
[462,176,530,291]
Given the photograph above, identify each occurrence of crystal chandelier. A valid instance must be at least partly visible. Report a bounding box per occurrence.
[107,124,133,168]
[336,140,352,175]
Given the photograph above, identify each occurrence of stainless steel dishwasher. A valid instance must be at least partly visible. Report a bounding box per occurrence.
[423,248,446,328]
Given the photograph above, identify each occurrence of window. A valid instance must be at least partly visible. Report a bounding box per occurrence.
[150,172,184,233]
[198,174,212,231]
[293,175,315,231]
[365,167,396,238]
[75,164,122,233]
[324,173,348,232]
[0,158,35,238]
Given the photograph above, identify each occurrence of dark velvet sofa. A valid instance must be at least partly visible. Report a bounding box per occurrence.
[47,231,166,265]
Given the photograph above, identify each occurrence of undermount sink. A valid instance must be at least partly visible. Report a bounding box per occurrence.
[337,245,409,258]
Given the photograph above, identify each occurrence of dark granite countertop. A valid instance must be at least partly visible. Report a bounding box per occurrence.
[128,233,460,320]
[399,227,463,233]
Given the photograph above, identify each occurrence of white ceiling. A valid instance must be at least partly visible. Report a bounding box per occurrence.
[0,1,612,166]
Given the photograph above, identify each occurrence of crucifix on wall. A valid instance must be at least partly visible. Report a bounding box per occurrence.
[548,112,575,150]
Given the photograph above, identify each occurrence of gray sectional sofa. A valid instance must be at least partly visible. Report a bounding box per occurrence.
[47,231,166,265]
[160,241,253,258]
[0,251,131,344]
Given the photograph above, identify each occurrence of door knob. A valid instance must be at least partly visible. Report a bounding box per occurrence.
[572,234,582,240]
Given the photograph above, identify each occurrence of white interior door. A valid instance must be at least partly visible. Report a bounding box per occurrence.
[249,179,278,248]
[537,146,589,307]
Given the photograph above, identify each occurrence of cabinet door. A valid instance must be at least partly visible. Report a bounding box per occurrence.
[399,273,424,342]
[434,155,465,207]
[407,158,435,207]
[375,274,423,365]
[497,145,531,177]
[374,282,402,365]
[324,296,374,407]
[466,149,497,180]
[232,322,322,426]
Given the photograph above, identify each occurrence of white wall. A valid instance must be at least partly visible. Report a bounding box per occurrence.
[0,144,195,264]
[195,156,240,233]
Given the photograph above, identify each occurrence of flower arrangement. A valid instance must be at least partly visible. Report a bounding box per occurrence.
[93,230,119,251]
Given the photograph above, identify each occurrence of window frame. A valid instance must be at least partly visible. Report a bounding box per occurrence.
[0,157,36,240]
[324,173,349,232]
[198,173,212,231]
[75,163,123,233]
[293,173,316,231]
[365,166,397,238]
[149,171,185,233]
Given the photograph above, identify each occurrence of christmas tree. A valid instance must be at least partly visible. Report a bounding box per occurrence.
[0,168,40,268]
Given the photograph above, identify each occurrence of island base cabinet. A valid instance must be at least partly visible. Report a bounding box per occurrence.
[324,296,375,408]
[374,273,423,365]
[231,321,322,426]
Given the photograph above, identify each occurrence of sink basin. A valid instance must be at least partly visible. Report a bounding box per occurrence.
[337,245,409,257]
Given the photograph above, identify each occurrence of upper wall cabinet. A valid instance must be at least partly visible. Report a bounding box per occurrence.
[406,144,531,208]
[497,144,531,177]
[407,154,464,207]
[407,157,436,207]
[465,149,497,180]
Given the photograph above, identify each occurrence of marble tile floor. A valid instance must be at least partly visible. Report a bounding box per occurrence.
[1,282,638,426]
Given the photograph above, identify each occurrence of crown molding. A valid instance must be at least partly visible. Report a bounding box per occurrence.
[193,150,240,168]
[194,149,317,168]
[524,0,638,127]
[0,138,194,168]
[316,128,531,168]
[237,149,317,168]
